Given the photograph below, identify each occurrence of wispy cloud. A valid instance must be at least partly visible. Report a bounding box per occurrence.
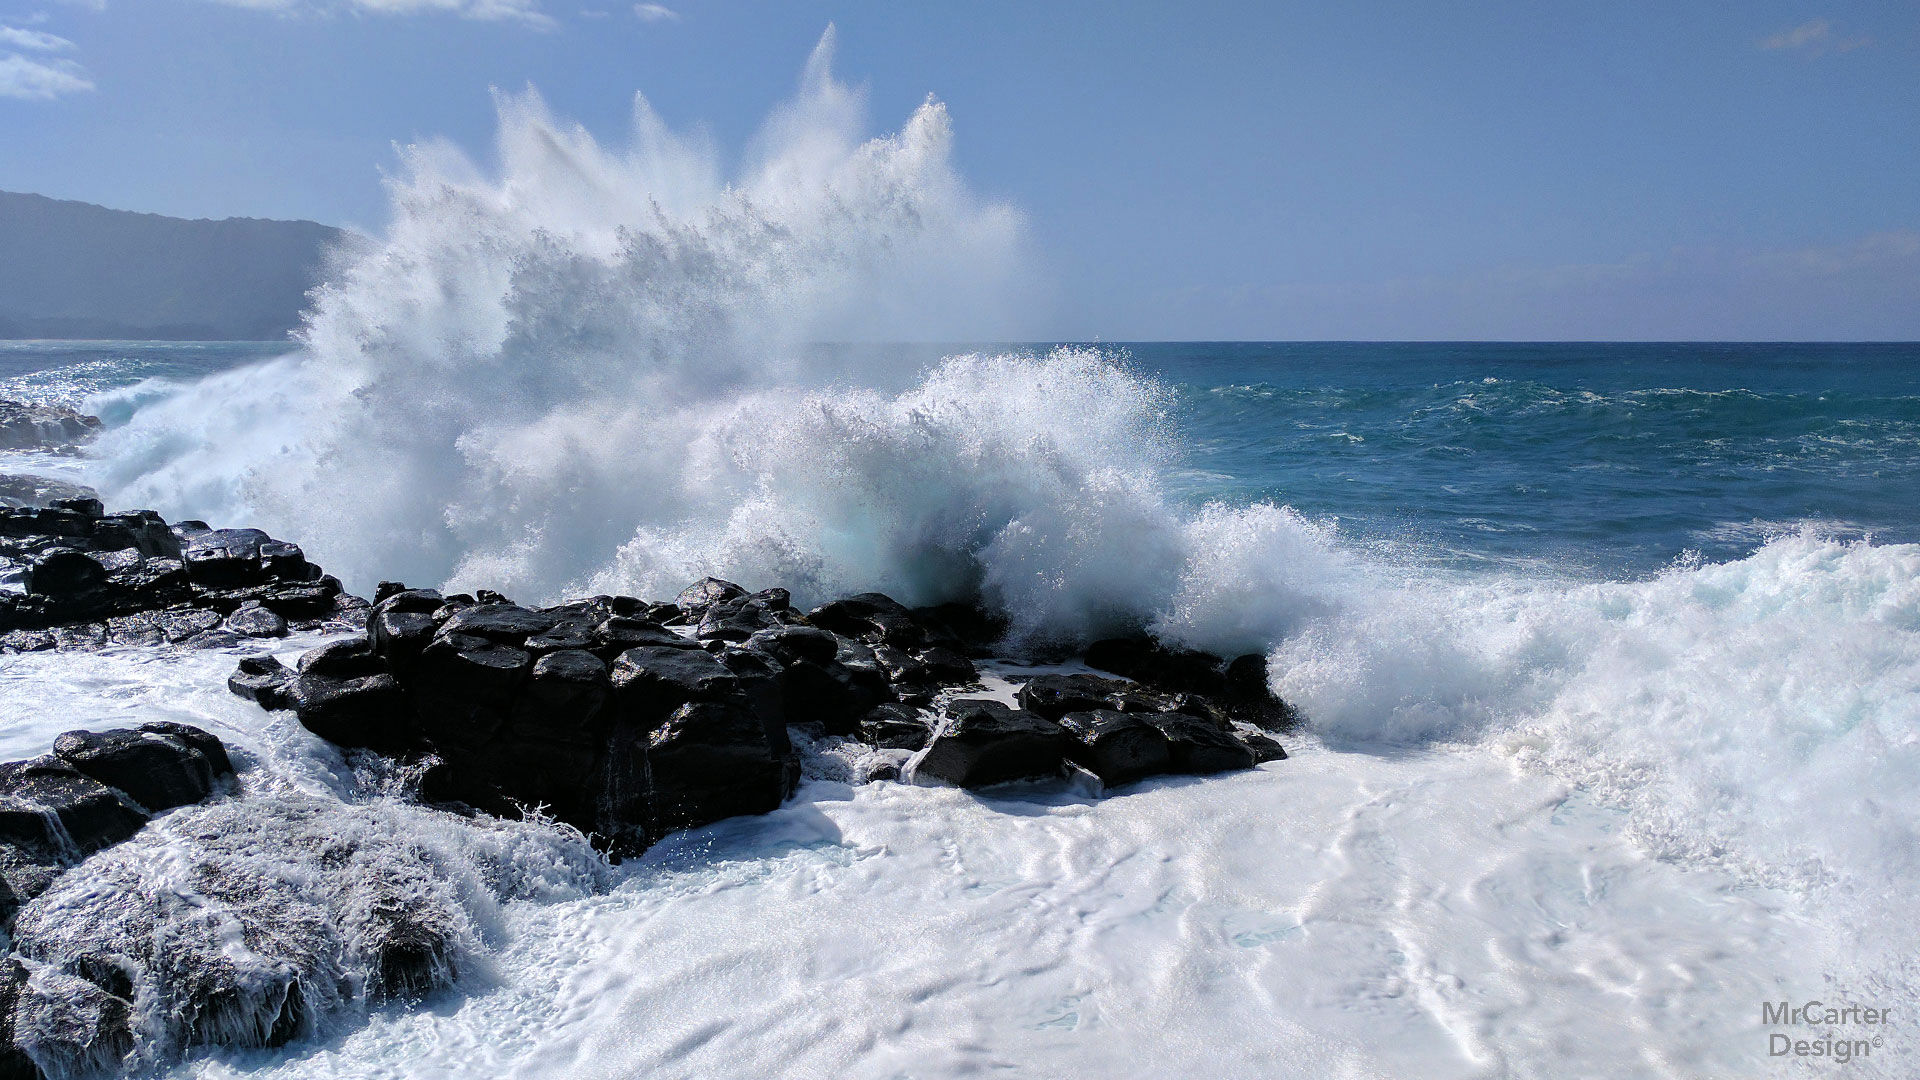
[633,3,678,21]
[1758,18,1870,55]
[0,23,92,99]
[201,0,554,26]
[0,52,94,99]
[0,26,76,51]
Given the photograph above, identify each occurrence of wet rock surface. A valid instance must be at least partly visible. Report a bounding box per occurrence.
[0,502,367,652]
[0,724,235,928]
[230,575,1295,861]
[0,401,100,453]
[2,797,602,1077]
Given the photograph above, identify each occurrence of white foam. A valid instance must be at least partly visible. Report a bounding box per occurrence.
[22,33,1916,1076]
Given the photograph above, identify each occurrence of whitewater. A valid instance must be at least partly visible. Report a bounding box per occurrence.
[1,30,1915,1078]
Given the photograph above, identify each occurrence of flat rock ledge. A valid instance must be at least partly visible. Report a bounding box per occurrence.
[0,500,369,652]
[234,576,1294,859]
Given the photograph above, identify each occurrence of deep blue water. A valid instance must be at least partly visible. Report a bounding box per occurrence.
[1133,342,1920,576]
[3,339,1915,580]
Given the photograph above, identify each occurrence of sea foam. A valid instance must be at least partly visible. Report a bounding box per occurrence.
[44,31,1920,1076]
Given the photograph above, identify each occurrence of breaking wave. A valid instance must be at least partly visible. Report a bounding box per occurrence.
[75,33,1920,973]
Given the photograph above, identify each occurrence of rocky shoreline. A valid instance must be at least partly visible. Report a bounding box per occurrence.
[0,490,1295,1075]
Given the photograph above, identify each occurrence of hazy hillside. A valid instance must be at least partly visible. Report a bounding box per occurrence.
[0,191,345,340]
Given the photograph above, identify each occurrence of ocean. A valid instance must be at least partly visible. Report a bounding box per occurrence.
[1,336,1915,1078]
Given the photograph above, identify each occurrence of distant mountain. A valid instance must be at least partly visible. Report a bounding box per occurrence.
[0,191,346,341]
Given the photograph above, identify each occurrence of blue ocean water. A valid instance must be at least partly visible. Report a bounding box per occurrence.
[1139,341,1920,576]
[8,339,1912,582]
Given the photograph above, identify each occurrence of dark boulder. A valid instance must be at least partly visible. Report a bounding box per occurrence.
[1084,637,1229,697]
[1220,652,1298,731]
[1237,730,1288,763]
[611,645,741,728]
[645,700,794,836]
[909,602,1008,656]
[742,624,838,666]
[859,703,932,751]
[805,592,927,649]
[291,672,408,752]
[49,497,103,518]
[0,757,149,858]
[522,617,596,656]
[916,646,978,686]
[511,650,610,735]
[674,577,747,616]
[229,655,296,710]
[777,653,891,736]
[416,637,533,704]
[52,725,233,813]
[439,603,557,644]
[134,721,234,778]
[1147,712,1256,774]
[1016,673,1138,718]
[0,958,34,1080]
[223,602,288,638]
[298,637,386,679]
[694,598,783,643]
[915,700,1068,788]
[25,549,107,596]
[257,582,342,621]
[0,399,101,450]
[102,555,190,596]
[179,528,274,588]
[1055,710,1173,787]
[373,588,444,615]
[88,512,180,558]
[590,615,690,660]
[368,607,437,666]
[715,648,788,739]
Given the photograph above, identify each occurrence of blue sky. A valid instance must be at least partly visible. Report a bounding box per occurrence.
[0,0,1915,339]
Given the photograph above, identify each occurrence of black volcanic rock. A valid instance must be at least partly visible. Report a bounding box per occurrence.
[645,700,795,835]
[232,579,1284,865]
[674,576,746,617]
[1148,712,1257,774]
[1237,730,1288,763]
[0,722,234,929]
[1016,673,1140,718]
[0,503,361,647]
[1055,709,1172,787]
[439,603,558,643]
[1084,636,1230,697]
[915,700,1069,788]
[611,645,741,728]
[0,757,149,858]
[52,725,232,814]
[223,602,289,638]
[0,399,101,451]
[859,703,932,751]
[292,671,408,752]
[25,549,107,596]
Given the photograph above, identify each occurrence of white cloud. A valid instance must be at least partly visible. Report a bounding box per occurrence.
[0,26,76,51]
[1759,19,1870,54]
[633,3,678,21]
[0,52,94,99]
[200,0,555,25]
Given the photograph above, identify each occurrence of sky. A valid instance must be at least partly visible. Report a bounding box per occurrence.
[0,0,1915,340]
